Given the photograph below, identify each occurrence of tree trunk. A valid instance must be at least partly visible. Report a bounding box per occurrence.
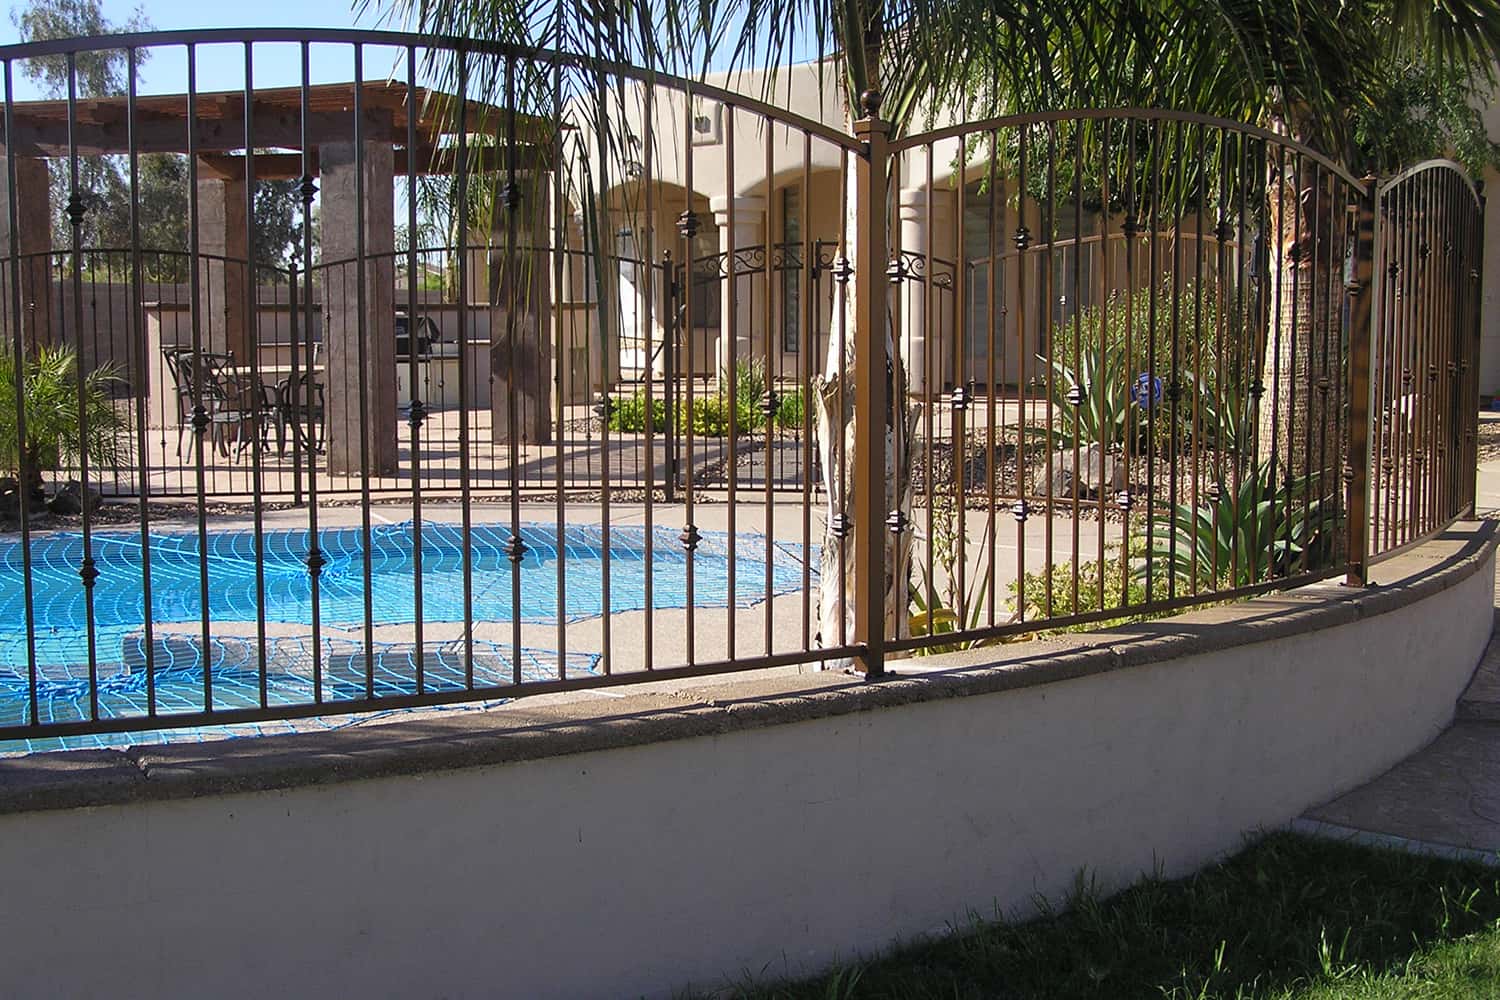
[1260,122,1343,489]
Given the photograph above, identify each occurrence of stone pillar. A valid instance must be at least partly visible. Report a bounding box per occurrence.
[194,171,251,362]
[489,173,554,445]
[896,187,958,395]
[710,194,764,380]
[320,137,397,477]
[0,154,54,350]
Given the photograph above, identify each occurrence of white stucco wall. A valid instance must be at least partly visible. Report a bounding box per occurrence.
[0,542,1490,1000]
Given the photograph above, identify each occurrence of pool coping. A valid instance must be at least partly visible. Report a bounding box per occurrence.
[0,520,1492,815]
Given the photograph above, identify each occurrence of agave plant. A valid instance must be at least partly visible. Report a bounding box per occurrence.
[908,491,995,654]
[1138,459,1338,591]
[0,344,126,495]
[1036,338,1134,454]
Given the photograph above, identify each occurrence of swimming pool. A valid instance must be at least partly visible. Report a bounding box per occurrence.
[0,521,815,752]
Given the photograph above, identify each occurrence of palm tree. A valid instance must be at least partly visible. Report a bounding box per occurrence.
[380,0,1500,662]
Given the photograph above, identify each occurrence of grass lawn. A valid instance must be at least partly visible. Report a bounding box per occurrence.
[704,833,1500,999]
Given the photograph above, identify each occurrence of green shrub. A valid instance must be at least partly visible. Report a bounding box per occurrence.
[0,344,125,493]
[604,392,670,433]
[774,388,805,431]
[1007,544,1173,632]
[606,366,806,439]
[687,395,730,436]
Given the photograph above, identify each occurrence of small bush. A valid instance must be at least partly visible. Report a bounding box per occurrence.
[604,392,670,433]
[775,389,806,430]
[1008,547,1172,629]
[688,396,731,436]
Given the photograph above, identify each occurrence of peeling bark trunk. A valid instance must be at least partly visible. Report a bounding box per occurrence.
[1260,121,1343,485]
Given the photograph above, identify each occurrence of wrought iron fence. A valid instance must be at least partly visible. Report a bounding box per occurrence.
[0,28,1480,747]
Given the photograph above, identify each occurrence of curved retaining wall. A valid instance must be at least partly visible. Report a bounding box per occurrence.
[0,523,1493,999]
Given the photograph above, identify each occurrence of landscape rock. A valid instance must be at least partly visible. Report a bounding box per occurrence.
[49,480,102,517]
[1036,443,1125,499]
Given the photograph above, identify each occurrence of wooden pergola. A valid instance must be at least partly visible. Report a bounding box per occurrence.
[0,80,558,471]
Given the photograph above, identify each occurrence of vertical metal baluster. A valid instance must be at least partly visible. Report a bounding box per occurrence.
[595,61,614,678]
[1070,121,1083,611]
[504,55,526,686]
[1210,127,1228,590]
[297,41,325,704]
[921,148,935,631]
[351,47,377,699]
[1345,179,1375,585]
[680,87,699,666]
[1168,121,1186,597]
[1231,131,1250,588]
[3,59,40,726]
[551,41,567,678]
[1289,151,1307,580]
[1265,142,1290,583]
[762,112,774,656]
[642,76,657,671]
[243,43,269,708]
[404,47,426,695]
[1145,118,1160,597]
[1404,173,1420,540]
[1414,172,1429,534]
[798,137,813,651]
[1118,119,1136,608]
[1369,182,1388,553]
[723,103,738,664]
[1096,118,1111,605]
[124,46,159,718]
[1314,165,1333,563]
[1013,127,1030,619]
[835,146,849,648]
[1425,172,1441,530]
[953,137,970,631]
[455,50,476,686]
[1396,176,1413,544]
[63,53,103,720]
[985,129,999,624]
[1040,124,1054,618]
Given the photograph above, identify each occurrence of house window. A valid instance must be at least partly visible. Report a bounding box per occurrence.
[781,186,801,353]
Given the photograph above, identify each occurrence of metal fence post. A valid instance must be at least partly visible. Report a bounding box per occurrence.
[1345,180,1376,586]
[1468,192,1486,517]
[852,92,890,677]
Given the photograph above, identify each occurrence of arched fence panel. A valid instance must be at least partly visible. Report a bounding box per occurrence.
[886,110,1373,655]
[0,28,862,747]
[1367,160,1484,559]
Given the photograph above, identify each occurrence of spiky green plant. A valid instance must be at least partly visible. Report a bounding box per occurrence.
[0,344,126,494]
[1138,459,1338,591]
[909,491,995,653]
[1036,337,1133,453]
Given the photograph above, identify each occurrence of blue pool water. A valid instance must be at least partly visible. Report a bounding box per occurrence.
[0,521,815,752]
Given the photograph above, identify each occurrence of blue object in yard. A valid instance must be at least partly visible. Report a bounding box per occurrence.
[1131,372,1164,409]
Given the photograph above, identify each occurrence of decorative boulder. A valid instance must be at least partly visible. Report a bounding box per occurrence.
[1036,443,1125,499]
[49,480,102,517]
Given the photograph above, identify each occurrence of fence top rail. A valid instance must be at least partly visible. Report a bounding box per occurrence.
[1376,157,1482,205]
[890,106,1369,193]
[0,27,866,155]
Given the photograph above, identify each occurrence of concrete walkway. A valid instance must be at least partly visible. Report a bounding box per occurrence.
[1294,413,1500,863]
